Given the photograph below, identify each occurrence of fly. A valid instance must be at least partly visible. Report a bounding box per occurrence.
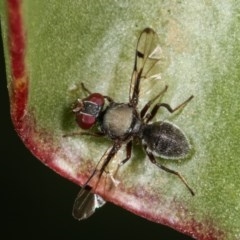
[67,27,194,220]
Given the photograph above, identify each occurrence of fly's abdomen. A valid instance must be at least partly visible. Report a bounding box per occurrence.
[142,121,190,159]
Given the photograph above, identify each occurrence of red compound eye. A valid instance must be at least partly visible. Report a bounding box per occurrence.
[74,93,104,129]
[87,93,104,106]
[76,113,96,129]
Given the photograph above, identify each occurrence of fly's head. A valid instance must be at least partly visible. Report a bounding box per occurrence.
[73,93,105,129]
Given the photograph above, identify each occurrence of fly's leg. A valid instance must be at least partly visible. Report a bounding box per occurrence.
[105,141,133,191]
[115,141,132,175]
[81,82,113,102]
[103,95,114,103]
[119,141,133,166]
[63,131,105,138]
[145,95,194,123]
[143,144,195,196]
[140,85,168,118]
[81,82,92,95]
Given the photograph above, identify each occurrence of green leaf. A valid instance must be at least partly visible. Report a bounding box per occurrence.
[1,1,240,239]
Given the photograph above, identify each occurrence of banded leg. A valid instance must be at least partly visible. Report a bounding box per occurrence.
[109,141,133,188]
[145,95,194,123]
[143,144,195,196]
[119,141,133,166]
[140,85,168,118]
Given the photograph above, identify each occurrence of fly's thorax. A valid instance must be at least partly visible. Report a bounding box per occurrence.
[100,103,140,140]
[141,121,190,159]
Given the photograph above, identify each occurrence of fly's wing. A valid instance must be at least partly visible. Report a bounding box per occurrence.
[72,144,121,220]
[129,28,163,107]
[72,186,106,220]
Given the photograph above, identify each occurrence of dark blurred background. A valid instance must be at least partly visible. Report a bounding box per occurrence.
[1,29,195,239]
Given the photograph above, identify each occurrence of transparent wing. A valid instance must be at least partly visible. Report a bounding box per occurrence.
[72,143,121,220]
[129,28,163,107]
[72,186,106,220]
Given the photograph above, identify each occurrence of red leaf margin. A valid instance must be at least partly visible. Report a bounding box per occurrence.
[7,0,27,129]
[6,0,72,184]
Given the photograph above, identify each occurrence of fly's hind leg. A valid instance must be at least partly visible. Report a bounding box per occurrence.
[143,144,195,196]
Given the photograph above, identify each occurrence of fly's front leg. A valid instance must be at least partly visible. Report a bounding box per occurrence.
[81,82,113,103]
[81,82,92,95]
[103,95,114,103]
[63,131,105,138]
